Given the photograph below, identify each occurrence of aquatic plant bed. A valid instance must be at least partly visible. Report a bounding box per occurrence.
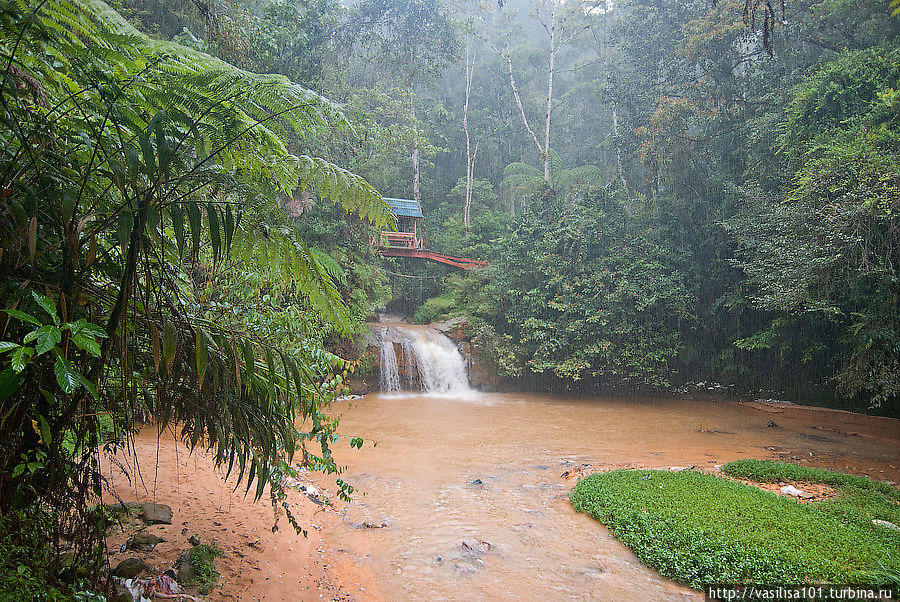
[570,463,900,589]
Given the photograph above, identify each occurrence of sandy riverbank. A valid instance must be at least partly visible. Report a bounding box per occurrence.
[101,427,382,601]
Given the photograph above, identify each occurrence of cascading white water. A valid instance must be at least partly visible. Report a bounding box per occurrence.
[377,326,474,396]
[379,329,401,393]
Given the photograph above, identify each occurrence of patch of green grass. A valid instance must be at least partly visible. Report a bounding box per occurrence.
[722,459,896,494]
[570,467,900,589]
[187,543,223,595]
[723,460,900,547]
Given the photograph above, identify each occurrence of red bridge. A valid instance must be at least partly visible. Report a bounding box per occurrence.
[372,198,488,270]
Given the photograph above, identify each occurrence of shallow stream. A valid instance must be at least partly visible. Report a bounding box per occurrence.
[317,391,900,601]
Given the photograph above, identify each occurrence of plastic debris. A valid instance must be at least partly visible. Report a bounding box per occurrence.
[115,573,204,601]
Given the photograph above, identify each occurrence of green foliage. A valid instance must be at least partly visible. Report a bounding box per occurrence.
[413,295,456,324]
[186,543,224,594]
[342,0,459,84]
[722,460,897,495]
[448,187,694,388]
[781,47,900,153]
[0,507,105,599]
[0,0,387,588]
[571,468,900,589]
[731,46,900,410]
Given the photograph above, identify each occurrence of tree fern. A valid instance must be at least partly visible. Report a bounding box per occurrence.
[0,0,388,584]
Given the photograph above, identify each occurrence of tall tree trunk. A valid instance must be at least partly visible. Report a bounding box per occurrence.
[465,141,479,227]
[411,137,420,204]
[463,36,474,229]
[504,43,545,173]
[543,9,555,181]
[611,100,630,198]
[410,94,420,204]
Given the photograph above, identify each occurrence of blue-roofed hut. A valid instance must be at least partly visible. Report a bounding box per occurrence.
[376,197,425,249]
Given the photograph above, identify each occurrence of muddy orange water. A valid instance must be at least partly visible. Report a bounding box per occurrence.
[308,392,900,601]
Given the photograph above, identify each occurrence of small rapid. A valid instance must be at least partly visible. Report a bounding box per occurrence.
[377,325,474,396]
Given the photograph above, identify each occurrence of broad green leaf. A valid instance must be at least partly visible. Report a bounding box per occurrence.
[0,368,24,404]
[171,205,185,255]
[242,340,255,380]
[10,347,32,372]
[0,342,19,352]
[162,321,177,375]
[54,356,79,394]
[30,291,59,325]
[139,129,156,178]
[196,328,208,390]
[24,325,61,356]
[207,202,221,261]
[150,323,161,374]
[3,309,41,326]
[74,321,107,339]
[76,373,100,400]
[72,333,101,357]
[188,202,201,259]
[117,211,133,248]
[36,414,51,445]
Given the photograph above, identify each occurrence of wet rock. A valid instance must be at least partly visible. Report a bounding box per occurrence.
[561,467,588,480]
[461,539,492,556]
[110,581,133,602]
[873,519,900,531]
[141,502,173,525]
[176,551,197,584]
[128,531,164,551]
[469,479,484,486]
[362,521,387,529]
[767,421,780,428]
[112,557,149,579]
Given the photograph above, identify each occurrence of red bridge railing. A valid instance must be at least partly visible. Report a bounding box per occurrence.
[371,231,487,270]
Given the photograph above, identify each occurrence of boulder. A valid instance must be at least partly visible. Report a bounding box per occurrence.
[873,519,900,531]
[112,557,149,579]
[141,502,173,525]
[129,531,164,551]
[175,551,197,584]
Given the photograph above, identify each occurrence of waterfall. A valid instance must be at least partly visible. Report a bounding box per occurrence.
[379,330,401,393]
[376,326,474,396]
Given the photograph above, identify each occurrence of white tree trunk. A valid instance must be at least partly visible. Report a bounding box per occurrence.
[411,137,420,204]
[465,141,479,226]
[410,95,420,204]
[504,44,545,168]
[463,36,474,228]
[543,9,555,181]
[611,101,630,197]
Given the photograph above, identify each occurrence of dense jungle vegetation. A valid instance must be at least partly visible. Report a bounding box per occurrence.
[0,0,897,596]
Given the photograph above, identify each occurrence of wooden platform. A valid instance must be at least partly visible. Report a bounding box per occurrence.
[372,231,487,269]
